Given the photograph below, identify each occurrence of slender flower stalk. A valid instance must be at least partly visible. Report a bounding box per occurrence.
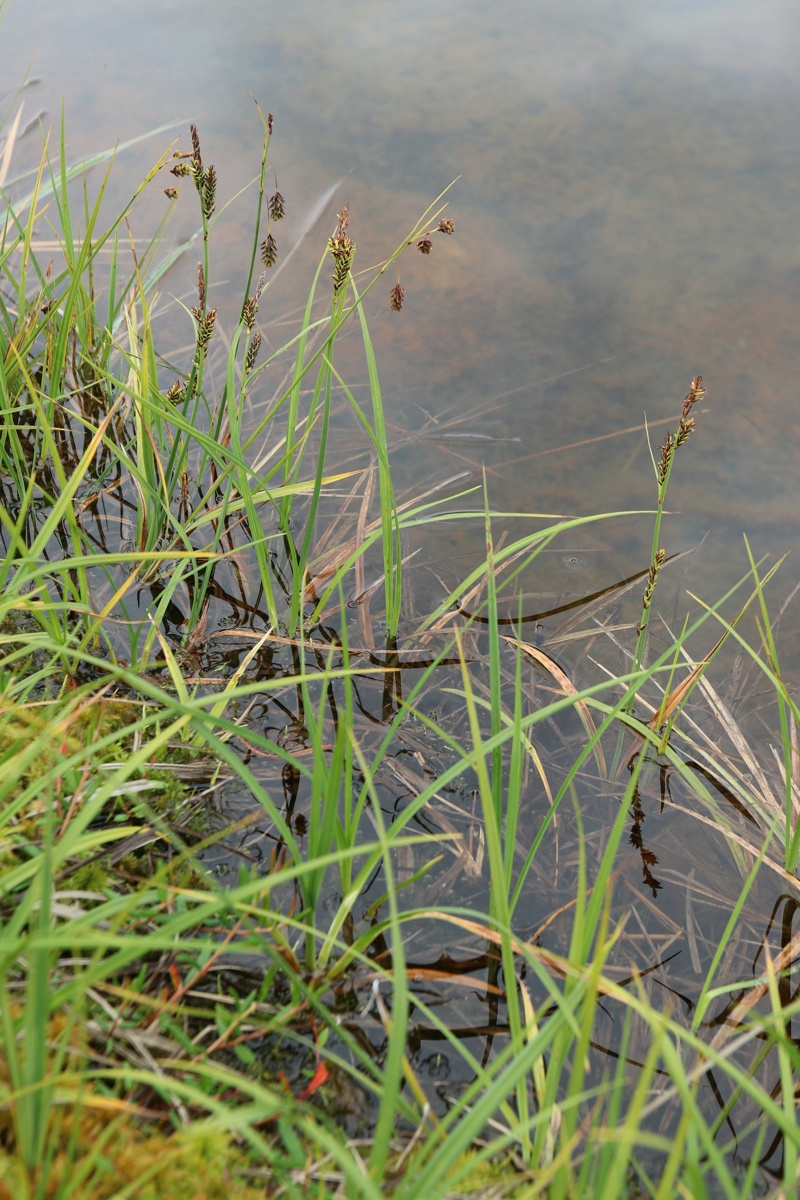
[630,376,706,699]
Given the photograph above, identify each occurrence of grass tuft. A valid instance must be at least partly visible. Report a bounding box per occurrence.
[1,94,799,1199]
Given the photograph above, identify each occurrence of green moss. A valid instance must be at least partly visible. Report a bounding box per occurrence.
[0,1117,276,1200]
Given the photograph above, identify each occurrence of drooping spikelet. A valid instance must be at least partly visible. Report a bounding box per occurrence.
[261,234,278,269]
[389,283,404,312]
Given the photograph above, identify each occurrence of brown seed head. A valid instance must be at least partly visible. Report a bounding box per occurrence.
[637,547,667,633]
[437,219,455,235]
[202,165,217,218]
[245,331,262,373]
[268,112,274,135]
[164,187,179,200]
[261,234,278,269]
[189,124,204,192]
[676,375,705,446]
[165,382,183,403]
[417,238,433,255]
[241,294,258,331]
[676,417,695,447]
[197,263,206,310]
[687,375,705,403]
[328,236,355,293]
[648,548,666,589]
[328,204,355,293]
[390,283,405,312]
[268,191,285,221]
[197,308,217,353]
[657,433,674,486]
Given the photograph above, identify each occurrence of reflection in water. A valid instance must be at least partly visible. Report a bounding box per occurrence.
[628,772,663,899]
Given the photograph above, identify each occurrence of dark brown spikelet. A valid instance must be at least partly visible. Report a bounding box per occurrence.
[328,203,355,294]
[268,112,274,135]
[202,165,217,218]
[676,416,695,447]
[677,375,705,446]
[261,234,278,269]
[196,308,217,354]
[171,162,192,178]
[190,124,202,166]
[389,283,405,312]
[190,124,204,192]
[164,187,179,200]
[241,294,258,331]
[191,265,206,322]
[657,433,674,486]
[637,548,666,636]
[437,218,455,235]
[165,382,183,403]
[687,375,705,405]
[268,191,285,221]
[644,549,666,609]
[245,331,262,373]
[417,238,433,255]
[329,237,355,292]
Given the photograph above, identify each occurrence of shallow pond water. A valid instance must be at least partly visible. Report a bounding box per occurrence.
[5,0,800,1179]
[7,0,800,571]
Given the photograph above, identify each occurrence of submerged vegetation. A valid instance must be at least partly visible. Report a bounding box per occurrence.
[2,93,800,1200]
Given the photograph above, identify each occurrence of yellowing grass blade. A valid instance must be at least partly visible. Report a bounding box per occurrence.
[0,102,24,187]
[649,556,786,732]
[504,637,606,777]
